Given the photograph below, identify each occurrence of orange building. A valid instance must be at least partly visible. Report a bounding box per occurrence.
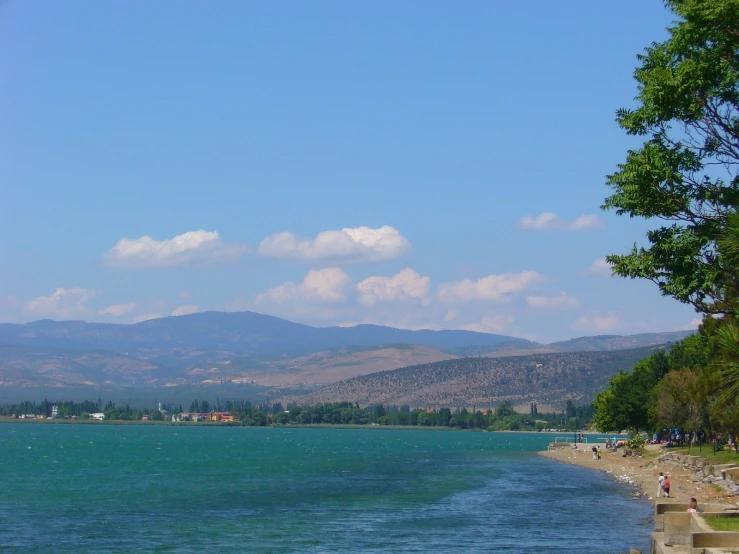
[208,411,234,422]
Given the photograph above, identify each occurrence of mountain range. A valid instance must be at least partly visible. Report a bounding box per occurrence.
[0,311,533,354]
[0,311,693,408]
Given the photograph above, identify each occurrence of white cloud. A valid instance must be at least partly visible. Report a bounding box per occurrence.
[257,268,353,304]
[526,292,580,310]
[586,257,612,276]
[24,288,95,318]
[258,226,411,263]
[133,313,162,323]
[97,302,136,316]
[171,305,199,316]
[104,230,249,268]
[679,317,703,330]
[517,212,604,231]
[462,315,515,334]
[437,271,543,303]
[572,314,621,332]
[444,309,457,322]
[357,269,430,307]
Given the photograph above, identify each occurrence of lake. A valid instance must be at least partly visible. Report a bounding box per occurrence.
[0,425,651,552]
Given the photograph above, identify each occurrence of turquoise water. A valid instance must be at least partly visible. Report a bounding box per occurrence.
[0,425,651,553]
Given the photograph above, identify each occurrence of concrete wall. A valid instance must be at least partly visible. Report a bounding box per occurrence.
[691,531,739,551]
[663,512,692,546]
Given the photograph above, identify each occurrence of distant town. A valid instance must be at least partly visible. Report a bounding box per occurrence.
[1,398,595,431]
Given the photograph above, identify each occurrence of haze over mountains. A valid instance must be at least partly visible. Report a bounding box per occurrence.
[0,311,533,355]
[0,311,692,408]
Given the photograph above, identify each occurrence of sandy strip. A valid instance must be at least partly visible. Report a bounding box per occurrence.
[539,444,737,506]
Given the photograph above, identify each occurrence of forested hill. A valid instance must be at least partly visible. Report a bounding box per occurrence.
[287,346,665,410]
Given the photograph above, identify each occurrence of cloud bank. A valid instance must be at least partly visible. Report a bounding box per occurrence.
[586,257,612,276]
[572,313,621,332]
[97,302,136,316]
[437,271,542,303]
[357,269,430,306]
[257,268,353,304]
[517,212,604,231]
[171,305,199,316]
[24,288,95,317]
[258,226,410,263]
[104,230,249,268]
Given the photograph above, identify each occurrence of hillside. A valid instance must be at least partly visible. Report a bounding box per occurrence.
[284,346,665,410]
[543,331,693,353]
[443,330,693,357]
[0,343,456,389]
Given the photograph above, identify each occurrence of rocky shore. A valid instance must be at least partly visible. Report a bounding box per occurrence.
[539,443,739,506]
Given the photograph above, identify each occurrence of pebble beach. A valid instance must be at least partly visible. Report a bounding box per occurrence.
[539,443,739,507]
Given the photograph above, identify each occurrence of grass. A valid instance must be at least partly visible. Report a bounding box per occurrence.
[704,516,739,532]
[640,448,661,459]
[667,445,739,465]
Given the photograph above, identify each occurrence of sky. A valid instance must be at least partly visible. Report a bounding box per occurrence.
[0,1,702,342]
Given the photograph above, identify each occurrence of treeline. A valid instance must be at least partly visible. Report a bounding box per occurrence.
[0,399,99,418]
[273,401,593,431]
[0,397,594,430]
[593,322,739,449]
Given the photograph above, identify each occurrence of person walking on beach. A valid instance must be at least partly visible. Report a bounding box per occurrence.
[597,446,602,460]
[592,445,598,460]
[658,472,665,497]
[663,476,670,498]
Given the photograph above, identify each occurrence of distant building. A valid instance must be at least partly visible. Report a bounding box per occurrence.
[208,411,234,422]
[89,413,105,421]
[51,406,59,418]
[173,412,206,422]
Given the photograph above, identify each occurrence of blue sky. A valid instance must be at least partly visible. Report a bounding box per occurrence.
[0,1,700,342]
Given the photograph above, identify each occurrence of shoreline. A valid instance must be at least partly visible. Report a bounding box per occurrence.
[539,443,738,506]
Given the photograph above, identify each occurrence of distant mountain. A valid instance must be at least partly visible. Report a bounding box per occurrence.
[0,311,535,356]
[442,330,694,357]
[543,331,694,353]
[0,312,695,397]
[284,346,666,410]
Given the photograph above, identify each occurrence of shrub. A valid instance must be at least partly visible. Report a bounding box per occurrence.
[625,433,646,450]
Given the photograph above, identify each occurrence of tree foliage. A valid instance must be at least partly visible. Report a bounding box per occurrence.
[592,352,670,432]
[603,0,739,314]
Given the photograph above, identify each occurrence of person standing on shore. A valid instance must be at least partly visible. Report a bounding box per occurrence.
[663,476,671,498]
[592,445,598,460]
[658,472,665,497]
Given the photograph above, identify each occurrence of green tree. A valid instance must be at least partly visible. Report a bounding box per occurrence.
[593,372,632,432]
[592,352,669,432]
[603,0,739,314]
[496,401,514,417]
